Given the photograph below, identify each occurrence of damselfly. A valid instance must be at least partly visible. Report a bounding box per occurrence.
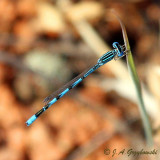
[26,42,128,126]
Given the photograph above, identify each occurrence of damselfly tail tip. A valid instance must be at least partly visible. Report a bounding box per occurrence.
[26,115,37,126]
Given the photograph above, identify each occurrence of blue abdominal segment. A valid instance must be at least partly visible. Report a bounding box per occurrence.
[48,98,57,105]
[59,88,70,98]
[71,78,83,88]
[26,115,37,126]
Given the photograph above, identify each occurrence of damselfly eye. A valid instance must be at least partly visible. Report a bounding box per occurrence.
[112,42,119,49]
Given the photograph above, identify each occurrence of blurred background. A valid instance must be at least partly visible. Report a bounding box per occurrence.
[0,0,160,160]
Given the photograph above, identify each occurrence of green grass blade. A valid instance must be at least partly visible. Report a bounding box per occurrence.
[112,11,153,147]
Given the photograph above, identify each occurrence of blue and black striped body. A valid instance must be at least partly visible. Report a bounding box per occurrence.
[26,42,126,126]
[26,63,100,126]
[97,50,116,66]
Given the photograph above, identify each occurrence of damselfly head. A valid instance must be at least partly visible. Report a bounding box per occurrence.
[112,42,124,57]
[112,42,128,60]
